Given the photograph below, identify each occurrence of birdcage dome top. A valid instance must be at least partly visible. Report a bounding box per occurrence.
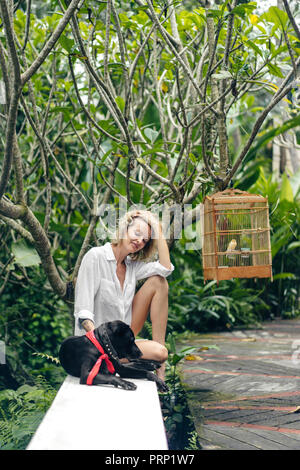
[204,188,267,204]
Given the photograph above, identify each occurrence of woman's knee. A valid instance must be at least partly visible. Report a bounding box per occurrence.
[145,275,169,293]
[154,343,168,363]
[138,340,168,363]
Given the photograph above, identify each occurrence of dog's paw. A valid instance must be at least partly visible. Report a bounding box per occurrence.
[146,372,169,393]
[118,378,137,391]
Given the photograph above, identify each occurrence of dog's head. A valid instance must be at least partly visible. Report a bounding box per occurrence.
[98,320,142,361]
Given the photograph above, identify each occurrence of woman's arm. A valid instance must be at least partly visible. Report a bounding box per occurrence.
[156,228,172,270]
[80,319,95,332]
[148,214,172,270]
[74,248,100,333]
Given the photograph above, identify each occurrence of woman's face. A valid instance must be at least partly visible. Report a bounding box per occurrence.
[123,217,151,254]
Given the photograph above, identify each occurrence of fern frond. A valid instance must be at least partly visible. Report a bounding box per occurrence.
[32,352,60,365]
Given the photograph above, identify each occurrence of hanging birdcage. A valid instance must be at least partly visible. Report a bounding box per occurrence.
[202,189,272,282]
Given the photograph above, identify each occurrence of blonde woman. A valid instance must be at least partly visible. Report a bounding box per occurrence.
[74,210,174,380]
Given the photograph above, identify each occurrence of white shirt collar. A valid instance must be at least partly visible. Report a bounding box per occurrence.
[103,242,116,261]
[103,242,132,264]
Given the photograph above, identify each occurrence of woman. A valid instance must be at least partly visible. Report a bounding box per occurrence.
[74,210,174,380]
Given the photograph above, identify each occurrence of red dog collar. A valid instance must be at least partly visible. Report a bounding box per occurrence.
[85,330,115,385]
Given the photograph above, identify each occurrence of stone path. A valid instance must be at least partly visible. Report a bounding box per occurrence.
[178,318,300,450]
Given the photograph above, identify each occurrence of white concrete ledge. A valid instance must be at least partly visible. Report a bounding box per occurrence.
[27,375,168,450]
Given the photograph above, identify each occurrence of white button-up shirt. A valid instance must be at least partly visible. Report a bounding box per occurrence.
[74,242,175,335]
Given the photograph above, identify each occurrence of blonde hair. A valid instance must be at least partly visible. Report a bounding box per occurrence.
[111,210,160,261]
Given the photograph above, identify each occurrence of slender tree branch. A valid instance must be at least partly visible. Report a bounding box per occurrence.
[71,12,175,191]
[187,82,233,129]
[68,56,124,143]
[282,26,297,76]
[70,15,127,138]
[0,213,34,243]
[205,7,229,182]
[20,95,92,212]
[145,0,203,100]
[282,0,300,41]
[0,0,21,84]
[0,0,22,200]
[21,0,82,85]
[21,0,31,52]
[103,0,112,84]
[72,215,98,283]
[21,206,66,297]
[135,0,180,49]
[153,31,172,175]
[220,1,236,110]
[0,41,10,108]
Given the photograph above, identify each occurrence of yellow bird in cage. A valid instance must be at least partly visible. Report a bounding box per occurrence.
[226,239,237,252]
[226,238,237,265]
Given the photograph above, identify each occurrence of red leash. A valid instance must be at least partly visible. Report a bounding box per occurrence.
[85,330,115,385]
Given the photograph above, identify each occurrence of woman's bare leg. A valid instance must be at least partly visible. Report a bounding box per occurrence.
[131,275,169,379]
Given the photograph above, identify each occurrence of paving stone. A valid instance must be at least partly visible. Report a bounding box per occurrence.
[199,425,261,450]
[178,318,300,450]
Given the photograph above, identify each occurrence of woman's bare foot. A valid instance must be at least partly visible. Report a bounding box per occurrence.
[156,362,166,381]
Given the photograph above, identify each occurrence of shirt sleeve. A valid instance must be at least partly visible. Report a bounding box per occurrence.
[134,259,175,282]
[74,248,101,328]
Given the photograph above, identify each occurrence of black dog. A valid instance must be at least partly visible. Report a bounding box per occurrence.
[59,320,168,392]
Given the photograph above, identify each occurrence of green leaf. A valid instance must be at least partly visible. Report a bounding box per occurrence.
[203,280,217,292]
[207,9,222,18]
[267,63,284,78]
[286,241,300,252]
[271,225,291,257]
[59,35,75,53]
[244,114,300,165]
[167,334,176,354]
[273,273,296,280]
[230,3,257,18]
[173,413,183,423]
[97,149,112,163]
[81,181,90,191]
[235,156,268,190]
[11,241,41,267]
[115,96,125,112]
[212,70,232,80]
[189,153,197,164]
[171,353,184,366]
[246,39,263,58]
[280,173,294,203]
[144,128,159,143]
[250,107,264,113]
[268,6,288,29]
[289,169,300,197]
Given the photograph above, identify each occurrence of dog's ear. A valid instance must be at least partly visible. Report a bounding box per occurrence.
[116,321,131,335]
[108,320,130,336]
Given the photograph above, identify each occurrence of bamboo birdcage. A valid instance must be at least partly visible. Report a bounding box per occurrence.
[202,189,272,282]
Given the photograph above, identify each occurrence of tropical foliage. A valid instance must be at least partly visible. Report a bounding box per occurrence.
[0,378,57,449]
[0,0,299,450]
[0,0,299,299]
